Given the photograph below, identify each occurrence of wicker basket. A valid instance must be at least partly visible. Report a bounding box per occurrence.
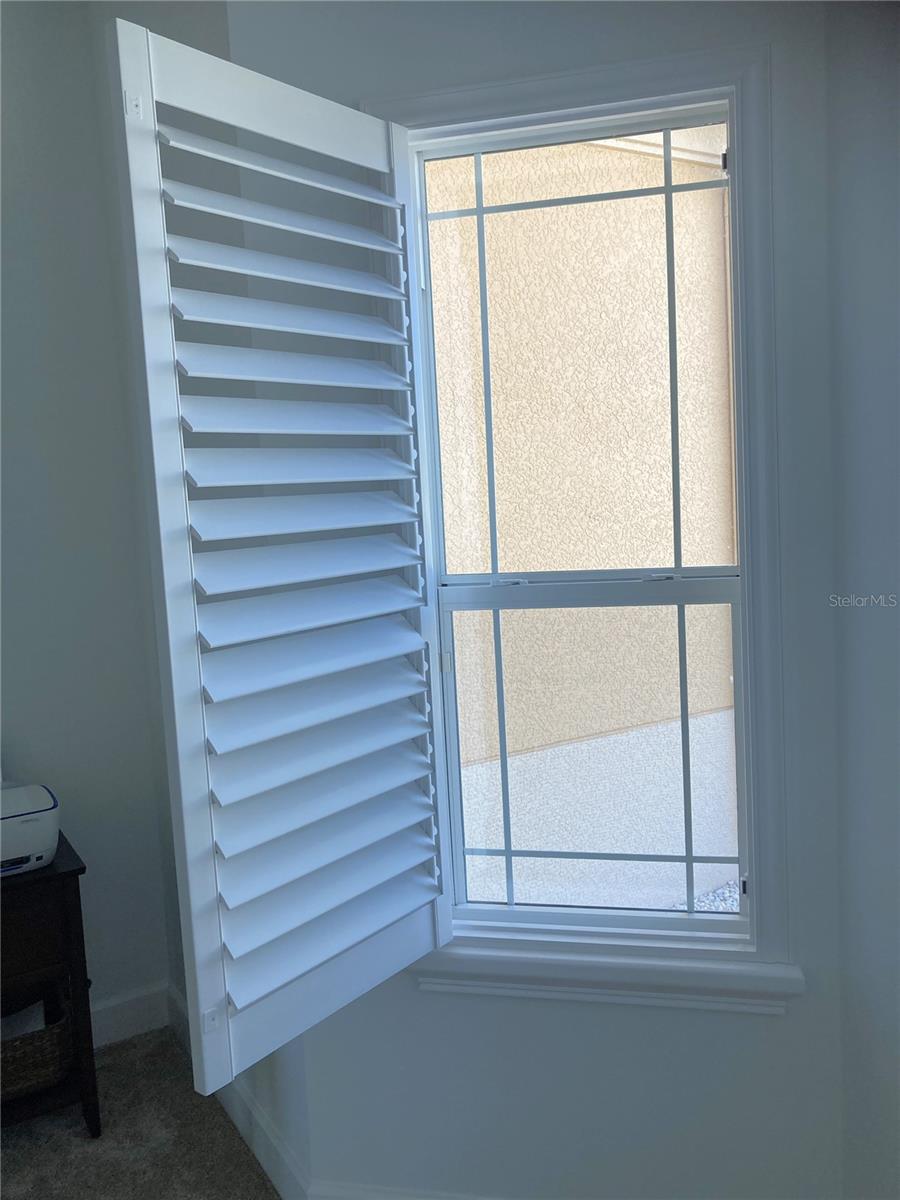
[1,994,73,1101]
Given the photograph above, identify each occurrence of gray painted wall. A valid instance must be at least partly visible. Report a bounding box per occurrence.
[828,7,900,1199]
[0,0,231,1029]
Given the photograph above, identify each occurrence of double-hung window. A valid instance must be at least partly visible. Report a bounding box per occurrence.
[112,22,798,1097]
[420,115,748,940]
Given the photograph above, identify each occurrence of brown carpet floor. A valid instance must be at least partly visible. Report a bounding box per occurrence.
[1,1027,279,1199]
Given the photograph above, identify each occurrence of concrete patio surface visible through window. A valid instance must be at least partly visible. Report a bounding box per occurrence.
[461,709,739,910]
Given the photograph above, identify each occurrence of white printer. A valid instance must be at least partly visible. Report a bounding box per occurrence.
[1,783,60,874]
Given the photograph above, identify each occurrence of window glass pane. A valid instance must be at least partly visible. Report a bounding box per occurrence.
[514,858,686,911]
[674,186,736,565]
[465,854,506,904]
[481,133,664,207]
[670,123,727,185]
[693,863,740,912]
[485,195,673,572]
[425,155,476,212]
[427,217,491,573]
[452,611,504,851]
[500,606,684,855]
[686,604,739,858]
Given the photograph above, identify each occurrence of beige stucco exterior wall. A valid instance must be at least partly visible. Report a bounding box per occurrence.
[426,135,736,763]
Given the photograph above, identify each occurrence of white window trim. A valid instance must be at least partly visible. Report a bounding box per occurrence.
[368,43,802,1010]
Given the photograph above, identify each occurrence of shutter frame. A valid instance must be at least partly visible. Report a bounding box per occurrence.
[110,19,233,1094]
[389,121,456,947]
[111,19,449,1095]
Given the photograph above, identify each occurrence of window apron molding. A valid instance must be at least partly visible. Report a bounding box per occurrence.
[416,941,806,1016]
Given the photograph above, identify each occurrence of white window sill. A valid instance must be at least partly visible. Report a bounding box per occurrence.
[413,935,805,1015]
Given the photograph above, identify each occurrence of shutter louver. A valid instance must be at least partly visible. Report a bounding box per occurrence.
[171,290,408,344]
[167,235,406,299]
[189,492,419,541]
[113,21,449,1093]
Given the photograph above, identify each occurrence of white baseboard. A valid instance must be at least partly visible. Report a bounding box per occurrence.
[90,980,169,1046]
[309,1184,498,1200]
[218,1075,311,1200]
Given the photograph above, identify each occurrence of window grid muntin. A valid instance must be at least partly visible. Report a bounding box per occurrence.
[472,153,500,576]
[422,105,748,928]
[676,603,696,906]
[427,176,728,224]
[664,130,685,569]
[489,606,515,904]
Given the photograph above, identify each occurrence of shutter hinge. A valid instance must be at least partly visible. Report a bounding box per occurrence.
[721,149,728,173]
[740,875,749,896]
[124,90,143,120]
[202,1005,222,1035]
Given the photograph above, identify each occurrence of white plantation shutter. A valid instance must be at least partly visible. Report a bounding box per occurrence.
[110,20,450,1094]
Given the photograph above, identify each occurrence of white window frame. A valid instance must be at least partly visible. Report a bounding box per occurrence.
[372,46,804,1012]
[422,108,751,940]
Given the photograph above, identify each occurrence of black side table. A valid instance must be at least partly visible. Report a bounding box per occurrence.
[1,833,101,1136]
